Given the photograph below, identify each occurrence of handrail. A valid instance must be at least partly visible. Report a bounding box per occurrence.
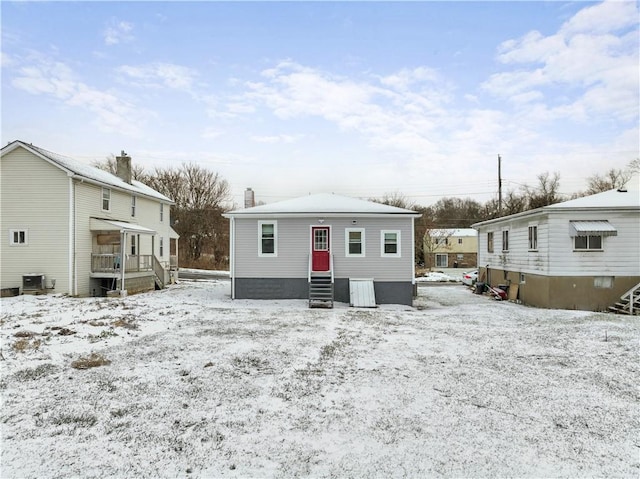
[330,255,334,284]
[152,255,165,287]
[622,282,640,315]
[308,254,312,283]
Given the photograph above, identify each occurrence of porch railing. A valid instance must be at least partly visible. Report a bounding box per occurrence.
[91,254,153,273]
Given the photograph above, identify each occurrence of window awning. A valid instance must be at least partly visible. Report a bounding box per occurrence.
[90,218,157,234]
[569,220,617,237]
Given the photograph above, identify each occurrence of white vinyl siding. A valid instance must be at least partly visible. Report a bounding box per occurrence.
[233,217,413,281]
[476,209,639,277]
[1,148,70,293]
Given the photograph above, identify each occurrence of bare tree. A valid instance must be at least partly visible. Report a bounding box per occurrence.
[523,171,562,209]
[423,228,454,270]
[586,167,632,194]
[92,154,146,180]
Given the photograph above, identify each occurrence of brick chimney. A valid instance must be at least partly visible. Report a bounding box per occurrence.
[116,150,132,184]
[244,187,255,208]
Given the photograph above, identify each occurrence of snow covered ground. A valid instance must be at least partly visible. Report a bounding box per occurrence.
[1,280,638,478]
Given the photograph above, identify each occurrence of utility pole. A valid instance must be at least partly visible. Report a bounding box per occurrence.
[498,154,502,216]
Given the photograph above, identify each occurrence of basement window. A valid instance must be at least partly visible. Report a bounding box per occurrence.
[594,277,613,289]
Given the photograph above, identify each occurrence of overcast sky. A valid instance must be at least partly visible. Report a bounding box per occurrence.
[2,1,638,207]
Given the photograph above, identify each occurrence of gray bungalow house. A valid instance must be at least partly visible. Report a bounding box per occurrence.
[223,193,421,306]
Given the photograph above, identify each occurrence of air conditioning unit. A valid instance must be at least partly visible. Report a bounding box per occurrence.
[23,273,45,291]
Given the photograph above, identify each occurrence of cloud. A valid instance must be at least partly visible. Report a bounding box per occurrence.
[250,134,298,144]
[482,0,638,122]
[236,61,452,159]
[11,57,147,137]
[117,62,198,91]
[104,20,134,46]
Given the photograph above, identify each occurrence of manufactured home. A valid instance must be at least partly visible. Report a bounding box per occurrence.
[224,193,421,307]
[1,141,179,297]
[473,178,640,312]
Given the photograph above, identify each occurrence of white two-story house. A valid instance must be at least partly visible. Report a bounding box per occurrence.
[1,140,178,297]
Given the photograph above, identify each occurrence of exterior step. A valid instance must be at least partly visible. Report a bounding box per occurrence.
[309,272,334,308]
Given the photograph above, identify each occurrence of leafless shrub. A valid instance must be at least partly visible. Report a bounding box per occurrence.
[12,363,57,382]
[12,338,41,352]
[50,411,98,427]
[71,353,111,369]
[13,330,36,338]
[112,318,138,330]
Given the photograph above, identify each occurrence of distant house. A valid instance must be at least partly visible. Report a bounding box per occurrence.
[424,228,477,269]
[472,178,640,312]
[223,193,421,306]
[1,140,179,297]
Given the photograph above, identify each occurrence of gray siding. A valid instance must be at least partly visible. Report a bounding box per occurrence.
[233,216,415,282]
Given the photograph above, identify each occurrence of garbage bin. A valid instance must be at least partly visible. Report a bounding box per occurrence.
[474,282,485,294]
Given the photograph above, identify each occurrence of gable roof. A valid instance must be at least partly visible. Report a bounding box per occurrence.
[1,140,173,204]
[429,228,478,237]
[224,193,421,218]
[473,175,640,228]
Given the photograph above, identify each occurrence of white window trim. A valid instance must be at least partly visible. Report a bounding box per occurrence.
[258,220,277,257]
[159,237,164,257]
[528,224,538,251]
[345,228,365,257]
[381,230,401,257]
[102,187,111,212]
[9,229,28,246]
[131,195,137,217]
[574,234,603,252]
[502,229,510,252]
[435,253,448,267]
[160,203,164,222]
[487,231,494,253]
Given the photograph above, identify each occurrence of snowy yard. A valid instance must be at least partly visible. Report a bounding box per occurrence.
[1,280,638,478]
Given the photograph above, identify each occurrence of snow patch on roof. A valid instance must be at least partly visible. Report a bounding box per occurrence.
[226,193,420,216]
[547,175,639,209]
[429,228,477,237]
[5,140,173,204]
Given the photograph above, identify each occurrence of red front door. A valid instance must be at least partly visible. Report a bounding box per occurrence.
[312,227,330,271]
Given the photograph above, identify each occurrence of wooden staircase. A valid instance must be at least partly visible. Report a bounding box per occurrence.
[608,283,640,315]
[152,255,166,290]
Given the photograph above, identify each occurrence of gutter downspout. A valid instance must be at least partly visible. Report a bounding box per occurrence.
[120,231,127,297]
[230,217,235,299]
[68,176,74,295]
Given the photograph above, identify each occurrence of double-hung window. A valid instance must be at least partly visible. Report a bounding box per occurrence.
[10,229,28,246]
[131,195,136,217]
[102,188,111,211]
[259,221,277,256]
[346,228,365,257]
[160,203,164,222]
[381,230,401,257]
[502,230,509,252]
[487,232,494,253]
[528,225,538,250]
[159,237,164,257]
